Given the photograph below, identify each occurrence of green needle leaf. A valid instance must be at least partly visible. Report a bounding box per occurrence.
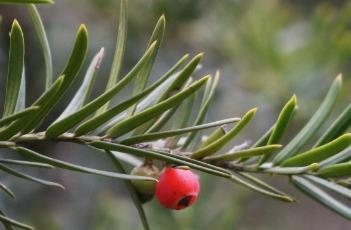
[21,24,88,134]
[165,91,196,148]
[14,147,156,182]
[0,0,53,4]
[120,118,240,145]
[144,76,194,134]
[0,106,40,128]
[14,68,25,113]
[130,15,166,116]
[253,126,275,148]
[132,53,203,135]
[74,54,189,136]
[3,20,24,117]
[27,4,53,90]
[258,95,297,164]
[315,104,351,147]
[318,161,351,178]
[97,0,128,114]
[204,144,282,163]
[292,175,351,220]
[183,70,220,149]
[304,175,351,200]
[45,42,157,139]
[273,75,342,165]
[56,48,104,121]
[0,75,63,140]
[0,159,53,168]
[238,172,289,196]
[90,141,232,178]
[319,146,351,168]
[263,163,319,175]
[197,126,226,149]
[0,212,33,230]
[106,76,210,138]
[0,182,15,199]
[0,209,14,230]
[191,108,257,159]
[229,172,294,202]
[281,133,351,167]
[106,151,150,230]
[0,162,64,189]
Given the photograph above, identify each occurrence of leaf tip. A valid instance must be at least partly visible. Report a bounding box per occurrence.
[195,52,204,61]
[248,107,258,116]
[159,14,166,25]
[78,24,88,36]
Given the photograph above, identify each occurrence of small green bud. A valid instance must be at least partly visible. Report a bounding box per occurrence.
[131,163,160,203]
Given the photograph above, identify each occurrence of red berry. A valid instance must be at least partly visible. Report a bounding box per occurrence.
[155,167,200,210]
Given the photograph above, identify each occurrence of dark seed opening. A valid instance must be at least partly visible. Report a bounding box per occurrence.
[177,195,193,208]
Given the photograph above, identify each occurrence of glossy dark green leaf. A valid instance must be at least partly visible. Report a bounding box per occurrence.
[97,0,127,114]
[14,147,156,182]
[204,144,282,163]
[0,106,39,127]
[315,104,351,147]
[319,146,351,167]
[106,76,210,138]
[132,53,203,135]
[130,15,165,116]
[145,106,180,133]
[45,42,157,139]
[165,90,196,147]
[56,48,104,121]
[282,133,351,167]
[106,150,150,230]
[182,71,220,149]
[0,182,15,199]
[0,76,64,140]
[27,4,53,90]
[258,95,297,164]
[318,161,351,178]
[273,75,342,165]
[197,126,226,149]
[90,141,232,178]
[120,118,240,145]
[253,126,275,148]
[241,126,275,165]
[3,20,24,117]
[292,175,351,220]
[191,108,257,159]
[144,78,194,134]
[14,68,25,112]
[74,54,188,136]
[0,162,64,189]
[268,95,297,144]
[21,25,88,134]
[94,68,181,134]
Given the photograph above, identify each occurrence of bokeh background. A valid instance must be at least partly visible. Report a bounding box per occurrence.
[1,0,351,229]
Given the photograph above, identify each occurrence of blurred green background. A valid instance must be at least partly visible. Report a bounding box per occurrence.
[1,0,351,229]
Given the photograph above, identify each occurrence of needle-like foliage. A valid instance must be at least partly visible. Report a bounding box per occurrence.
[0,1,350,229]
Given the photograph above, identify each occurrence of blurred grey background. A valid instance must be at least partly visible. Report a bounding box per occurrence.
[0,0,351,229]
